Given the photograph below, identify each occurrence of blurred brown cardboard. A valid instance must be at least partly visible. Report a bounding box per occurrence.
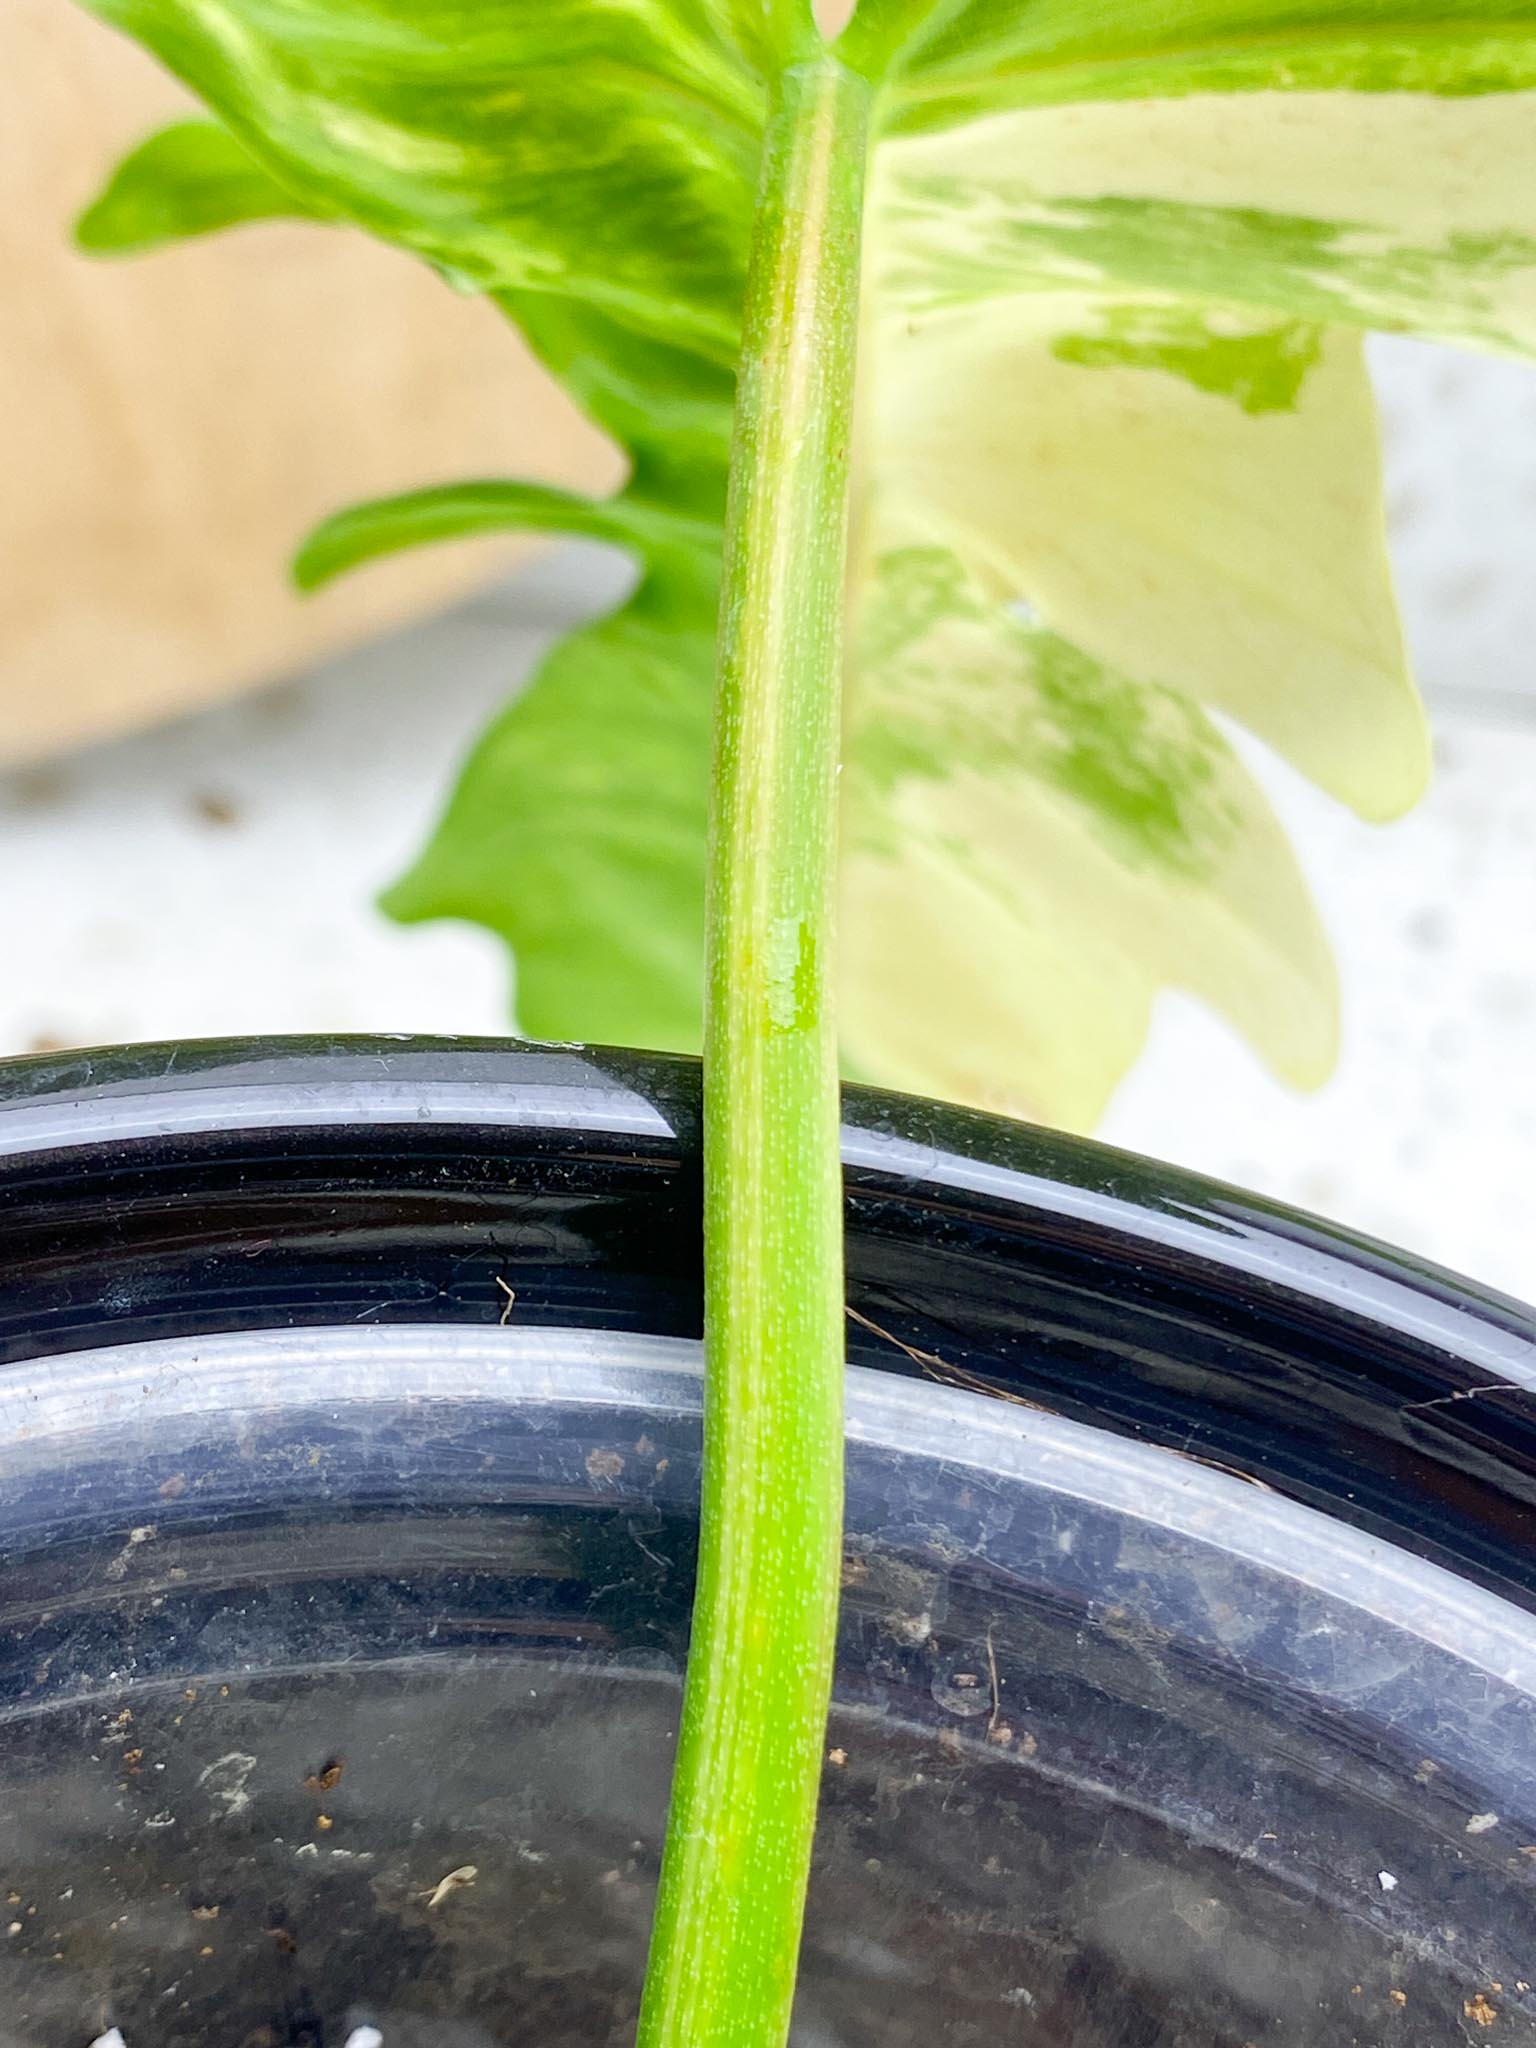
[0,0,619,766]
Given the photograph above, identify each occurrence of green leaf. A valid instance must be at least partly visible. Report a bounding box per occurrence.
[707,0,818,72]
[70,0,1536,1127]
[870,1,1536,123]
[79,0,761,355]
[73,117,740,499]
[292,479,717,590]
[496,293,737,501]
[384,570,717,1053]
[74,118,328,252]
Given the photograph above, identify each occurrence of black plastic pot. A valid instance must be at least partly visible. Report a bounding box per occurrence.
[1,1036,1534,2047]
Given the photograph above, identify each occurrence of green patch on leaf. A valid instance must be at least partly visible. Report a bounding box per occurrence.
[1050,304,1323,412]
[853,546,1243,882]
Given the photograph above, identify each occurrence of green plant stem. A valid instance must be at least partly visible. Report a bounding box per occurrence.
[635,43,873,2048]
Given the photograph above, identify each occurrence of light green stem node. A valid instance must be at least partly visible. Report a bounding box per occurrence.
[635,42,873,2048]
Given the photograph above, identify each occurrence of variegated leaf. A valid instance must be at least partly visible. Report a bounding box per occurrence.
[67,0,1536,1125]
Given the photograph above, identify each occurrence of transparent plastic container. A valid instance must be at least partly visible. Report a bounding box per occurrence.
[2,1038,1534,2047]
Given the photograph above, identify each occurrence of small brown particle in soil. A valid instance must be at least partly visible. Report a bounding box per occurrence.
[200,1945,214,1958]
[1465,1993,1499,2028]
[1017,1730,1039,1758]
[1390,1990,1408,2007]
[304,1758,345,1795]
[585,1447,626,1482]
[316,1814,334,1831]
[122,1749,144,1773]
[986,1723,1014,1746]
[159,1473,188,1501]
[827,1748,847,1768]
[265,1926,298,1955]
[191,1905,219,1922]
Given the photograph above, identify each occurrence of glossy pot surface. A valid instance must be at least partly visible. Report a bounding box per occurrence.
[1,1038,1533,2047]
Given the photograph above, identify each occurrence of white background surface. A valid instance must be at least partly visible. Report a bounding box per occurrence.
[3,334,1534,1298]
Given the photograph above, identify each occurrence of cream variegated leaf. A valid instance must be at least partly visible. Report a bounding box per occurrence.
[878,90,1536,360]
[840,543,1336,1126]
[858,267,1426,818]
[69,0,1536,1125]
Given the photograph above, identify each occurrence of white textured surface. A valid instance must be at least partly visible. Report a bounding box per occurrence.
[1,336,1533,1299]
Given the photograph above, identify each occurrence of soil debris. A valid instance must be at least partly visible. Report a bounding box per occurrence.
[985,1624,1004,1734]
[199,1752,257,1816]
[424,1864,478,1910]
[1465,1992,1499,2027]
[104,1526,156,1582]
[304,1757,346,1795]
[845,1305,1077,1422]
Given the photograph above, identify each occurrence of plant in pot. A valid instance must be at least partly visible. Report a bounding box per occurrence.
[13,0,1536,2043]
